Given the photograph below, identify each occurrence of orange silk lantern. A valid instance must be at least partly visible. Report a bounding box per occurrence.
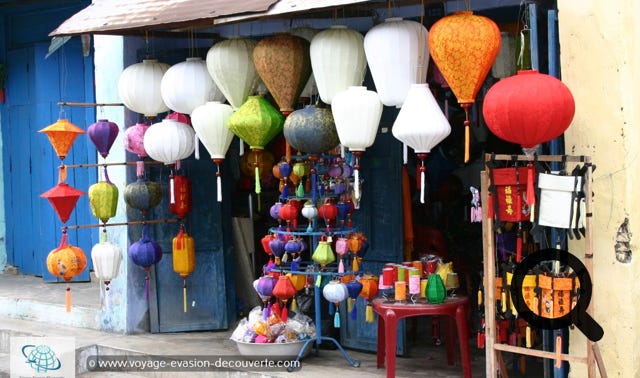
[272,275,297,322]
[429,11,501,162]
[46,231,87,312]
[359,275,379,322]
[40,182,85,224]
[173,225,195,313]
[39,119,86,161]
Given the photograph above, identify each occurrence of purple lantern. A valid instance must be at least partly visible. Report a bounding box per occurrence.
[129,224,163,300]
[268,238,286,261]
[88,119,119,158]
[346,280,363,319]
[256,275,278,319]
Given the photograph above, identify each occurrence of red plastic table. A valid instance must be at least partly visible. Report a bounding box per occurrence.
[373,296,471,378]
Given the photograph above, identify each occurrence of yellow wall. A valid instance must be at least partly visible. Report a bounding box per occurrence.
[559,0,640,376]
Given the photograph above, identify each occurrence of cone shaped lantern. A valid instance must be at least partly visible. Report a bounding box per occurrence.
[429,11,501,162]
[39,119,86,162]
[41,183,85,224]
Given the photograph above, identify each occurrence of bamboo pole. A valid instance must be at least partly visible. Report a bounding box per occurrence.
[65,218,178,230]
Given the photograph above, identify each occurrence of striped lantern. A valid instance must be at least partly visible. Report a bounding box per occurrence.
[118,59,170,119]
[160,57,225,115]
[143,119,195,166]
[91,231,122,293]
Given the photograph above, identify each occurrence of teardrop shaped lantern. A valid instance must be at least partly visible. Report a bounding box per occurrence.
[168,173,192,220]
[129,224,163,300]
[206,37,258,110]
[143,119,195,165]
[161,57,225,115]
[364,18,429,107]
[88,178,119,224]
[46,231,87,312]
[172,225,195,313]
[124,177,162,216]
[39,119,86,162]
[429,11,501,162]
[291,27,319,101]
[91,231,122,292]
[253,33,312,115]
[310,25,367,105]
[392,83,451,203]
[323,280,349,328]
[118,59,170,119]
[88,119,119,159]
[124,122,150,157]
[191,101,235,202]
[40,183,85,224]
[426,273,447,304]
[256,275,278,319]
[345,280,363,320]
[272,275,297,322]
[482,70,575,153]
[331,86,383,207]
[283,104,339,155]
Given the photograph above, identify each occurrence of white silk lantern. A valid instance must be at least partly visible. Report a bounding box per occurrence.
[206,38,258,110]
[118,59,170,118]
[491,32,517,79]
[191,101,235,202]
[91,232,122,292]
[161,57,225,115]
[331,86,383,207]
[364,18,429,107]
[143,119,195,165]
[322,280,349,328]
[392,83,451,203]
[291,26,319,100]
[310,25,367,105]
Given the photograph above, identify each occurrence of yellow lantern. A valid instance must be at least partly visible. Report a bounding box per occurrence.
[173,225,195,312]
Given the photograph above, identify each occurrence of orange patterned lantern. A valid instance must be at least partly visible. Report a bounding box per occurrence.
[429,11,501,162]
[39,119,86,161]
[46,231,87,312]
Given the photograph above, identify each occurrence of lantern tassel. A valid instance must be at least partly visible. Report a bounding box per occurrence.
[194,134,200,160]
[516,225,523,263]
[183,280,188,313]
[420,168,426,204]
[347,298,353,314]
[217,174,222,202]
[254,166,261,212]
[527,163,535,222]
[136,160,144,178]
[463,105,472,163]
[239,139,244,156]
[315,274,322,287]
[555,334,563,368]
[66,286,71,313]
[170,175,176,204]
[58,165,67,184]
[353,257,359,272]
[281,302,289,322]
[291,297,298,312]
[526,326,532,348]
[350,300,357,320]
[338,259,344,273]
[145,273,150,302]
[334,310,341,328]
[403,143,408,165]
[365,304,374,323]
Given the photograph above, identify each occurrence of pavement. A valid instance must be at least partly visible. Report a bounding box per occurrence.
[0,272,490,377]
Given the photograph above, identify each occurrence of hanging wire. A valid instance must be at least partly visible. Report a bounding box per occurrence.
[58,41,68,120]
[464,0,470,11]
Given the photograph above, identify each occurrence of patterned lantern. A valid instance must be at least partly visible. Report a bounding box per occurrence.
[359,274,379,322]
[272,275,297,322]
[364,18,429,107]
[129,224,163,300]
[161,57,224,115]
[323,280,349,328]
[206,37,258,110]
[124,177,162,216]
[482,70,575,152]
[345,280,363,319]
[492,32,517,79]
[40,183,85,224]
[124,122,150,158]
[172,225,195,312]
[91,231,122,293]
[283,104,339,155]
[332,86,383,206]
[39,119,85,162]
[143,119,195,165]
[88,178,119,224]
[191,101,235,202]
[118,59,170,119]
[392,83,451,203]
[46,231,87,312]
[291,27,319,100]
[88,119,119,159]
[168,173,192,220]
[252,33,312,115]
[429,11,501,162]
[310,25,367,105]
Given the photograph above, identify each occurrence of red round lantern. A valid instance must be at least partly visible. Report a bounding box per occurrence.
[318,200,338,229]
[483,70,575,152]
[278,202,299,230]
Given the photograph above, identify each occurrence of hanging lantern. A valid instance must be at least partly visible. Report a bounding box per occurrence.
[129,224,163,300]
[87,119,119,159]
[426,273,447,304]
[124,177,162,216]
[272,275,297,322]
[301,200,318,232]
[124,122,150,158]
[492,32,517,79]
[256,275,278,319]
[39,119,85,162]
[323,280,349,328]
[118,59,170,119]
[392,83,451,203]
[429,11,501,162]
[291,27,319,101]
[239,150,275,178]
[364,18,429,107]
[252,33,312,115]
[283,104,339,155]
[172,225,195,313]
[269,237,286,264]
[482,70,575,154]
[46,231,87,312]
[191,101,235,202]
[88,177,119,224]
[40,183,85,224]
[310,25,367,105]
[278,202,299,231]
[312,241,335,269]
[143,119,195,165]
[91,231,122,292]
[168,173,192,220]
[345,280,363,320]
[206,37,258,110]
[160,57,224,115]
[165,111,191,125]
[318,200,338,232]
[359,275,379,322]
[335,237,349,273]
[332,86,383,207]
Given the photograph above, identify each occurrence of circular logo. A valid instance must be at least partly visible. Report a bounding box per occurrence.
[509,248,604,342]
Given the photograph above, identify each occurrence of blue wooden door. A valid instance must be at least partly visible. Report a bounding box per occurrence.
[3,39,96,279]
[339,109,406,354]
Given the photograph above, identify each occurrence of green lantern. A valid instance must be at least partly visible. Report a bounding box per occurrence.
[426,273,447,304]
[88,180,119,224]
